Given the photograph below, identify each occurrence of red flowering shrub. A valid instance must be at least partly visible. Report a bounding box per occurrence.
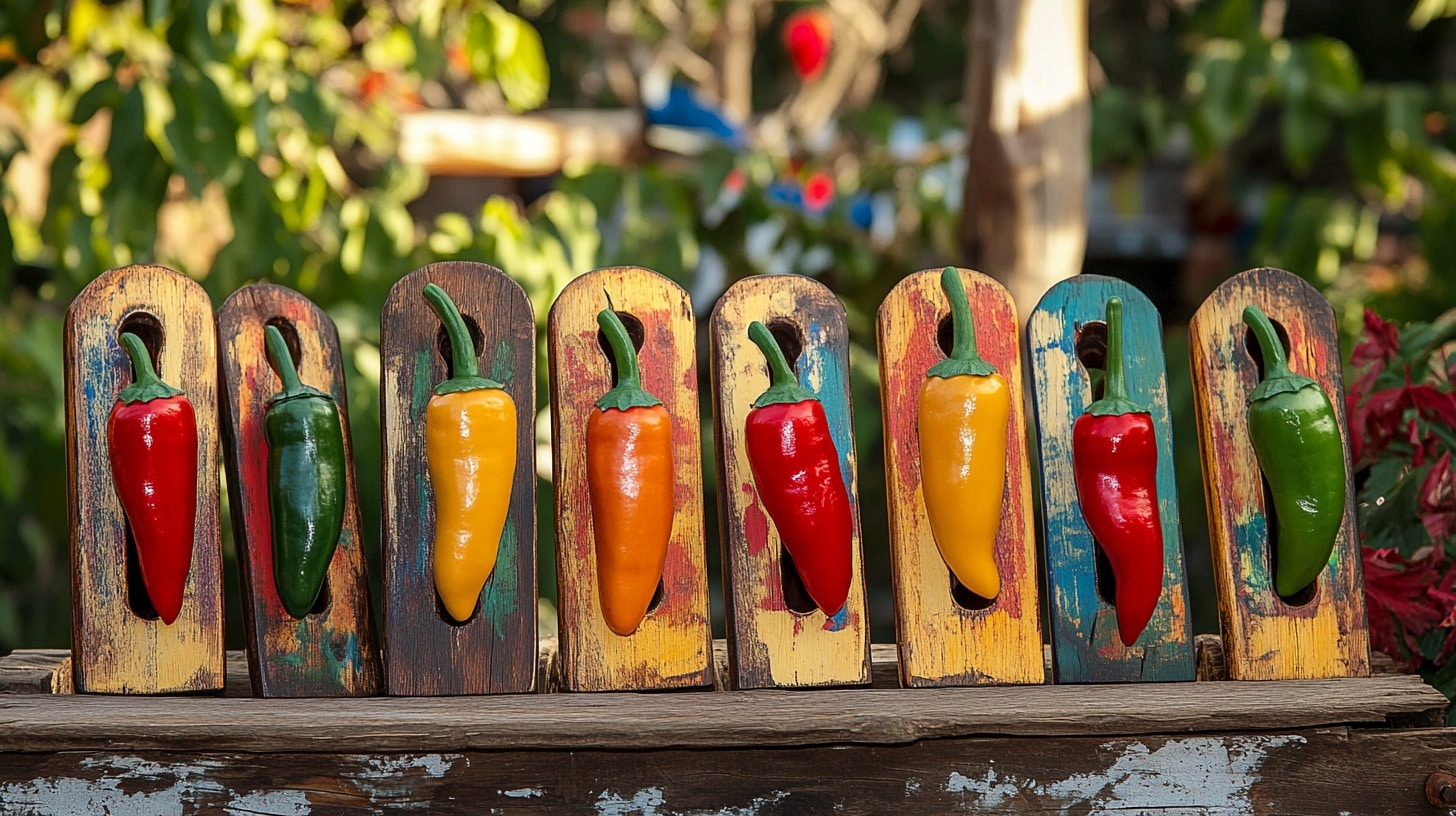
[1348,309,1456,695]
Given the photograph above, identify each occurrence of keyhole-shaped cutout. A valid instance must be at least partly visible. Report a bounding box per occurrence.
[763,318,819,615]
[1074,319,1118,609]
[596,311,646,385]
[1243,317,1319,608]
[117,313,167,622]
[435,315,485,378]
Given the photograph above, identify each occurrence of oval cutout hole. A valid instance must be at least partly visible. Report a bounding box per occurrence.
[1093,536,1117,608]
[779,544,818,615]
[950,572,994,611]
[936,313,955,357]
[264,317,304,374]
[309,576,332,617]
[645,579,666,616]
[434,588,480,627]
[596,311,646,386]
[1074,320,1109,402]
[435,314,485,379]
[766,319,805,374]
[117,313,167,622]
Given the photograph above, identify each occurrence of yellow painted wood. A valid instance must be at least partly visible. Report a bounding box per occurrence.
[710,275,870,690]
[1189,268,1370,680]
[63,265,225,694]
[877,268,1043,687]
[548,267,713,691]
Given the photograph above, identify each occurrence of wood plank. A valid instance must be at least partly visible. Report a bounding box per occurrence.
[2,729,1451,813]
[1189,268,1370,680]
[1026,274,1196,683]
[217,284,383,697]
[709,275,872,690]
[876,267,1043,687]
[379,262,537,695]
[62,264,225,694]
[0,674,1441,754]
[548,267,713,691]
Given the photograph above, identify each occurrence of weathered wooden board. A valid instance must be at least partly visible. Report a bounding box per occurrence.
[876,268,1043,687]
[62,265,225,694]
[1,728,1452,814]
[1026,274,1195,683]
[380,262,537,695]
[217,284,382,697]
[548,267,713,692]
[709,275,871,690]
[1189,267,1370,680]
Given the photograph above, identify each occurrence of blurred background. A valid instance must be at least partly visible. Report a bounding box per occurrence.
[1,0,1454,683]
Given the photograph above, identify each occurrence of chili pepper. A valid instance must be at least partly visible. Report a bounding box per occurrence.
[1242,305,1347,598]
[423,283,517,623]
[918,267,1010,600]
[264,324,347,619]
[744,320,853,616]
[108,332,197,625]
[1072,297,1164,647]
[587,308,675,636]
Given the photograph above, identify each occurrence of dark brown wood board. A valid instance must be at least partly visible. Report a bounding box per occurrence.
[876,267,1044,687]
[709,274,871,690]
[217,283,383,697]
[1025,274,1196,684]
[379,262,537,695]
[548,267,713,691]
[1189,267,1371,680]
[62,264,225,694]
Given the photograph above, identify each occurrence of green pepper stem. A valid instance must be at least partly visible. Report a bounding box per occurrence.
[1103,298,1129,402]
[595,309,662,411]
[927,267,997,379]
[424,283,479,380]
[120,333,162,388]
[1243,305,1293,380]
[749,321,817,408]
[265,325,305,392]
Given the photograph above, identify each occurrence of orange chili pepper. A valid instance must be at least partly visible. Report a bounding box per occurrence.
[587,308,676,636]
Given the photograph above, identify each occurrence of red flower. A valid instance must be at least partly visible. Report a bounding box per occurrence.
[1352,308,1401,373]
[802,171,834,213]
[1422,452,1456,547]
[1364,547,1448,667]
[783,9,832,81]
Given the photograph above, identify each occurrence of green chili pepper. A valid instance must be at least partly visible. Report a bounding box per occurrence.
[264,325,347,618]
[1242,305,1347,598]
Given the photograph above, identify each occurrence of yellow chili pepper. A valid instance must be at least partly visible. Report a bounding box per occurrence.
[917,267,1010,600]
[423,283,517,623]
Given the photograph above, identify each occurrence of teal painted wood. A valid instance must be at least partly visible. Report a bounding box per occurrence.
[1025,275,1195,683]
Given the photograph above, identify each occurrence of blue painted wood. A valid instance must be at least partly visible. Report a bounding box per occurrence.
[1025,275,1195,683]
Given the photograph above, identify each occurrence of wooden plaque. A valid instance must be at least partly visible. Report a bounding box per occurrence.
[63,264,225,694]
[1026,274,1195,683]
[709,275,871,690]
[218,284,383,697]
[380,262,537,695]
[1189,267,1370,680]
[548,267,713,691]
[876,268,1043,687]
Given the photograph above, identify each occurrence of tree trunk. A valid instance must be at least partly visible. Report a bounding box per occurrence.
[961,0,1089,320]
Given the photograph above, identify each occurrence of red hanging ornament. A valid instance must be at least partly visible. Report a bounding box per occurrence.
[783,9,832,81]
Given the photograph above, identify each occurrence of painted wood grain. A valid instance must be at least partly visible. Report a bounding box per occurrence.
[2,728,1452,814]
[876,268,1043,687]
[548,267,713,692]
[1026,274,1195,683]
[1189,267,1371,680]
[380,262,537,695]
[217,284,382,697]
[710,275,871,690]
[62,265,225,694]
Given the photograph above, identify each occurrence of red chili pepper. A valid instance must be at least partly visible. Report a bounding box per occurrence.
[107,332,198,625]
[1071,298,1164,647]
[743,320,853,616]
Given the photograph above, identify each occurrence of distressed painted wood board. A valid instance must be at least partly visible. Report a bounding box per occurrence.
[217,284,383,697]
[380,262,537,695]
[710,275,871,690]
[1026,274,1195,683]
[548,267,713,692]
[1,728,1453,814]
[876,268,1043,687]
[62,264,225,694]
[1189,267,1370,680]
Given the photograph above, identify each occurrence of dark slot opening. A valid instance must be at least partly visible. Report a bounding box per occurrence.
[645,579,666,615]
[117,313,166,622]
[264,316,304,372]
[763,318,818,614]
[1074,319,1118,606]
[950,572,995,611]
[1244,319,1318,607]
[766,319,804,368]
[434,589,481,627]
[434,314,485,378]
[596,311,646,386]
[936,313,954,357]
[309,576,332,617]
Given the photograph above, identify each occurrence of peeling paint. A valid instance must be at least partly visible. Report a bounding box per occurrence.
[501,788,544,799]
[222,790,313,815]
[594,787,791,816]
[0,755,311,816]
[945,770,1023,808]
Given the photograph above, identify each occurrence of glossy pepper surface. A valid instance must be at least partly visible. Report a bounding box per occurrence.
[1072,298,1164,647]
[1242,305,1346,597]
[744,320,853,616]
[587,308,675,636]
[918,267,1010,600]
[108,332,197,625]
[264,324,347,618]
[424,283,517,623]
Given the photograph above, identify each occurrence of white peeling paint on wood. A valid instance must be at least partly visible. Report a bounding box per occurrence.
[0,755,311,816]
[933,735,1306,812]
[501,787,544,798]
[593,786,792,816]
[344,753,462,801]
